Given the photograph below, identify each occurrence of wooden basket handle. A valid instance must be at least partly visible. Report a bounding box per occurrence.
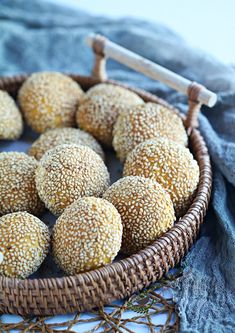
[86,34,217,131]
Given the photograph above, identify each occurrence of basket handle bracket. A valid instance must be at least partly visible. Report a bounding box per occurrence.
[186,82,204,134]
[91,35,108,81]
[86,34,217,130]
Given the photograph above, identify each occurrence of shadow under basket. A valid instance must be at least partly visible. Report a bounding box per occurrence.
[0,35,214,316]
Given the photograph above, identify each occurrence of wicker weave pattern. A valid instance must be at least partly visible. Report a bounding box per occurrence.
[0,75,212,316]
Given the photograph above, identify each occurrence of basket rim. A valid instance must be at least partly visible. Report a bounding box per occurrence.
[0,74,212,315]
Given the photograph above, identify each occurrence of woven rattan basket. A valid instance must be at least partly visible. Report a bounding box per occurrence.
[0,35,216,316]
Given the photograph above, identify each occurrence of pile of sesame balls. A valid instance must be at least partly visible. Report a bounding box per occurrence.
[0,72,199,279]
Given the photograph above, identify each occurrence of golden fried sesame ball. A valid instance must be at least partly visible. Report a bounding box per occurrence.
[0,90,23,140]
[113,102,188,161]
[18,72,84,133]
[85,83,116,97]
[28,127,104,161]
[52,197,122,274]
[0,152,44,216]
[104,176,175,254]
[0,212,50,278]
[85,83,141,100]
[76,83,143,146]
[123,138,199,217]
[36,144,110,216]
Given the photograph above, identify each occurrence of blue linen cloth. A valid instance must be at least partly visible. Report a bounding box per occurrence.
[0,1,234,332]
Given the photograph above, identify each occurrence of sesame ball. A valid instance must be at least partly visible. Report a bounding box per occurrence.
[85,83,117,97]
[18,72,84,133]
[104,176,175,254]
[85,83,141,101]
[0,212,50,278]
[123,138,200,217]
[0,90,23,140]
[113,102,188,161]
[35,144,110,216]
[0,152,44,216]
[28,127,104,161]
[52,197,122,274]
[76,83,143,146]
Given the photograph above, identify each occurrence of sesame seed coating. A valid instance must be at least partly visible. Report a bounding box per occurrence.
[76,84,143,146]
[104,176,175,254]
[123,138,199,217]
[113,102,188,161]
[0,212,50,278]
[0,152,44,216]
[28,127,104,161]
[85,83,142,101]
[35,144,110,216]
[0,90,23,140]
[52,197,122,275]
[18,72,84,133]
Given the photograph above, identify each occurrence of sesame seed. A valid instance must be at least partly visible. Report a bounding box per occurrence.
[0,152,44,216]
[0,90,23,140]
[76,83,143,146]
[28,127,104,160]
[52,197,122,275]
[0,212,50,278]
[113,102,188,161]
[123,137,199,217]
[103,176,175,254]
[18,72,84,133]
[35,144,110,216]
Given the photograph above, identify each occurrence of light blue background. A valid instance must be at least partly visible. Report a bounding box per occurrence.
[48,0,235,64]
